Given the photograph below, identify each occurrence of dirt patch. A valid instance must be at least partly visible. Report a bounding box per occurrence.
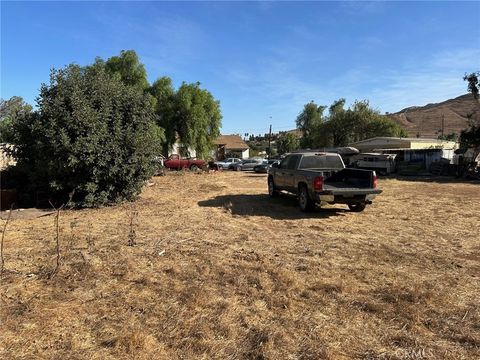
[0,172,479,359]
[0,208,55,220]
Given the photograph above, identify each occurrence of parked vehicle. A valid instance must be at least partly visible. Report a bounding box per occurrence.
[163,154,205,171]
[254,159,280,173]
[232,158,264,171]
[268,152,382,212]
[350,153,397,175]
[215,157,242,169]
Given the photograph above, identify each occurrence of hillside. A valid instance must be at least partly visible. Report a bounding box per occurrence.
[388,94,480,138]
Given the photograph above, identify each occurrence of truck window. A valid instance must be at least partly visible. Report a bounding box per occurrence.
[298,155,344,169]
[287,155,301,169]
[279,156,290,169]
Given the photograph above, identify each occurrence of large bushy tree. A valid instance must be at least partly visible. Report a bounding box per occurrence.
[297,99,407,148]
[102,50,222,158]
[11,64,163,207]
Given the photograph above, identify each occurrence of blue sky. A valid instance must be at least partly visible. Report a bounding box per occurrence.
[2,1,479,135]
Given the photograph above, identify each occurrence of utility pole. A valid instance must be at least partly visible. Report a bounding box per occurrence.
[268,123,272,160]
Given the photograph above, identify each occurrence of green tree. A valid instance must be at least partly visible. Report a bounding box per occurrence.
[11,64,162,207]
[148,76,176,155]
[0,96,32,143]
[277,132,300,154]
[464,71,479,99]
[295,101,326,147]
[174,82,222,159]
[297,99,408,148]
[460,123,480,149]
[105,50,149,90]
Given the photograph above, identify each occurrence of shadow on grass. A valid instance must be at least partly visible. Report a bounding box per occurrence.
[198,193,347,220]
[388,175,480,184]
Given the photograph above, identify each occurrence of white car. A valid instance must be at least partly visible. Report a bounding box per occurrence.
[215,158,242,169]
[232,158,265,171]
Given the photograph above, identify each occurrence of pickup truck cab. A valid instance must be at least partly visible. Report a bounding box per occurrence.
[268,152,382,212]
[163,154,205,171]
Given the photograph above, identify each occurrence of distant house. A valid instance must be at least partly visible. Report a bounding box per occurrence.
[349,137,457,153]
[169,135,197,158]
[214,135,250,160]
[349,137,458,170]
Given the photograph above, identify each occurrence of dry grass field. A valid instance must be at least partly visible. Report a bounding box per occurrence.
[1,171,479,359]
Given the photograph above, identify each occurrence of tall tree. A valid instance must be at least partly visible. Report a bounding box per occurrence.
[105,50,149,90]
[295,101,326,148]
[464,71,479,100]
[148,77,176,155]
[174,82,222,159]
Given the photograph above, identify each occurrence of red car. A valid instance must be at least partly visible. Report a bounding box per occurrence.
[163,154,205,171]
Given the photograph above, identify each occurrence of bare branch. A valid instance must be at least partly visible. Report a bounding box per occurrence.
[1,204,14,276]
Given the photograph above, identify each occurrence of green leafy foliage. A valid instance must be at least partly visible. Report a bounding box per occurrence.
[105,50,149,90]
[297,99,408,148]
[295,101,326,148]
[11,64,162,207]
[464,72,479,99]
[174,82,222,159]
[0,97,32,143]
[460,123,480,149]
[276,132,300,155]
[148,77,176,155]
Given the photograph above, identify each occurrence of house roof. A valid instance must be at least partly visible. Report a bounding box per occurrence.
[350,137,456,145]
[214,135,249,150]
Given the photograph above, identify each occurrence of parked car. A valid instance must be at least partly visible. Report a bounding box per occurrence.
[232,158,264,171]
[254,159,280,173]
[268,152,382,212]
[163,154,205,170]
[215,157,242,169]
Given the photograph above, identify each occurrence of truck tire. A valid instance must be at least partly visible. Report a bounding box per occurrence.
[298,184,314,212]
[268,177,278,197]
[190,164,199,171]
[348,202,366,212]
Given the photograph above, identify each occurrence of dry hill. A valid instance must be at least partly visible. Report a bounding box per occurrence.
[388,93,480,138]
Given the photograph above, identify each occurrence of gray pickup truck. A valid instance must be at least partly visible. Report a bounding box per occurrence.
[267,152,382,212]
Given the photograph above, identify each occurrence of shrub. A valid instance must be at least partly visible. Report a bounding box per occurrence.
[11,64,163,207]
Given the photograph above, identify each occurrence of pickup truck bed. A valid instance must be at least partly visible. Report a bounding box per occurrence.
[268,152,382,212]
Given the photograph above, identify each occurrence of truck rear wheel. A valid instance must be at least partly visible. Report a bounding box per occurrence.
[348,202,366,212]
[299,185,314,212]
[268,177,278,197]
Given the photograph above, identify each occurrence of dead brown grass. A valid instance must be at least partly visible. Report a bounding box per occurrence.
[0,172,479,359]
